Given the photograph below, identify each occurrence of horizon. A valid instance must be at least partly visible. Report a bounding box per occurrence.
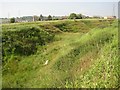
[0,2,118,18]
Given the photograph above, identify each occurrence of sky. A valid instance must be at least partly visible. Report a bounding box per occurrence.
[1,0,120,2]
[0,0,119,18]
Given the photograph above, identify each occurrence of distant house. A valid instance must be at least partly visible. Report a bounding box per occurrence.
[42,17,49,21]
[104,16,116,19]
[61,16,68,20]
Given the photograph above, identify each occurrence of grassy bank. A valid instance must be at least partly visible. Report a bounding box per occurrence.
[2,19,119,88]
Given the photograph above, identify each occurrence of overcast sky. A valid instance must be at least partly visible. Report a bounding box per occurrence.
[0,0,119,18]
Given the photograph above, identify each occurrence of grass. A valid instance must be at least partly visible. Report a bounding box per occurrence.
[2,19,119,88]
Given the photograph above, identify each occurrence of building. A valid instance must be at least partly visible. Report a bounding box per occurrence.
[104,16,116,19]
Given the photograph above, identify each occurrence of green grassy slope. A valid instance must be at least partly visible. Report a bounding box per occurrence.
[2,20,119,88]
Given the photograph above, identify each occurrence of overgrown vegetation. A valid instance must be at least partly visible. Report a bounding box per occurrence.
[2,19,119,88]
[2,27,54,64]
[10,17,15,23]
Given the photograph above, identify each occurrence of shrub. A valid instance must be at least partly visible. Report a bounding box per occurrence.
[68,13,77,19]
[10,17,15,23]
[2,27,54,61]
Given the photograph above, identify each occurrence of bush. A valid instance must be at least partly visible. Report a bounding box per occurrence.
[68,13,77,19]
[10,17,15,23]
[2,27,54,59]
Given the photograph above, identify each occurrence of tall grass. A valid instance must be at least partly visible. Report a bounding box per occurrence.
[2,20,119,88]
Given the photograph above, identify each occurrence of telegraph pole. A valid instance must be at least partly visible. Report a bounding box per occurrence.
[8,12,10,23]
[33,15,35,22]
[18,10,21,22]
[113,4,115,16]
[18,10,21,18]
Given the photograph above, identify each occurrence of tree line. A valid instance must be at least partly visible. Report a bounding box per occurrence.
[10,13,85,23]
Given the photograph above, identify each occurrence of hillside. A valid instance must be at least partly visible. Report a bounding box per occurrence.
[2,19,119,88]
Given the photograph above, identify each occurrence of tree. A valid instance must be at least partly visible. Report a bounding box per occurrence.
[77,14,83,19]
[47,15,52,20]
[68,13,77,19]
[39,14,43,21]
[10,17,15,23]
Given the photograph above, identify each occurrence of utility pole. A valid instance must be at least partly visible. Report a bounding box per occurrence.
[33,15,34,22]
[18,10,21,22]
[18,10,21,18]
[112,4,115,16]
[8,12,10,23]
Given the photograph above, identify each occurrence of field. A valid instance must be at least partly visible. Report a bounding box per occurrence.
[2,19,119,88]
